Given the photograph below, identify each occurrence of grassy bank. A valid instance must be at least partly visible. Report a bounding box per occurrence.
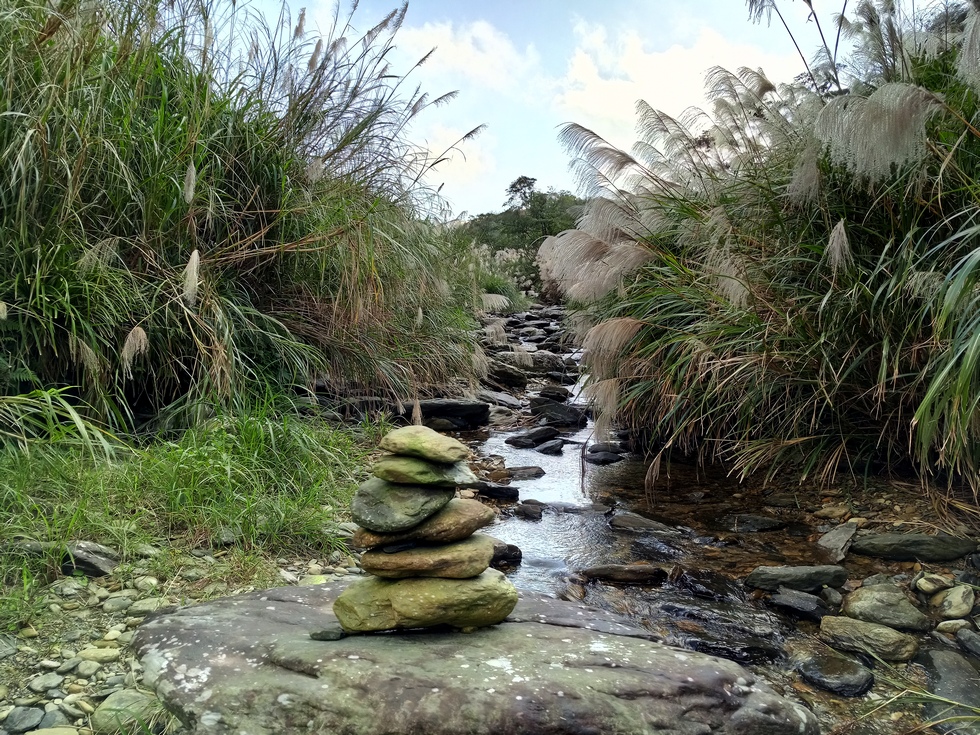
[544,0,980,493]
[0,409,373,631]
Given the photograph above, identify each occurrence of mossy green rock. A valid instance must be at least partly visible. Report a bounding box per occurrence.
[360,533,496,579]
[333,569,518,632]
[372,455,477,486]
[350,477,454,533]
[379,425,470,463]
[351,498,496,549]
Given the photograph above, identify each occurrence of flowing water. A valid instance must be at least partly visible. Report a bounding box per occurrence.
[470,416,928,734]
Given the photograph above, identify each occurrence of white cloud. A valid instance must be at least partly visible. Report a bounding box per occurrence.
[421,124,497,191]
[553,24,803,152]
[396,20,541,95]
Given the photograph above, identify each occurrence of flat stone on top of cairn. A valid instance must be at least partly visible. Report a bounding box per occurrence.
[334,425,517,632]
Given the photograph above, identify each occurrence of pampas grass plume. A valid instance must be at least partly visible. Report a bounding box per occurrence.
[183,249,200,307]
[121,326,149,379]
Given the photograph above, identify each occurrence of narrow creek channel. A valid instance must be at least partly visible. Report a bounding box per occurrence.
[463,313,962,735]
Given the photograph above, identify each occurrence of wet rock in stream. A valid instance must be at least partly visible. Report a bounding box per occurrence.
[797,648,874,697]
[768,587,831,622]
[850,532,977,562]
[744,565,849,592]
[504,426,559,448]
[916,649,980,734]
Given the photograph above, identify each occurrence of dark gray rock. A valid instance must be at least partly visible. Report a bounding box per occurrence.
[579,564,668,585]
[486,359,528,390]
[546,370,579,385]
[584,451,624,465]
[956,627,980,658]
[36,709,71,729]
[476,390,522,410]
[489,539,522,569]
[529,397,587,427]
[610,512,682,535]
[399,399,489,430]
[502,466,546,480]
[0,634,16,661]
[514,503,543,520]
[719,514,786,533]
[768,587,830,622]
[504,426,559,449]
[2,707,44,734]
[535,439,564,455]
[744,565,849,592]
[538,385,571,402]
[631,537,684,562]
[850,533,977,562]
[469,481,520,501]
[589,442,624,454]
[841,584,932,632]
[817,523,858,563]
[798,650,874,697]
[134,582,819,735]
[63,540,120,577]
[916,650,980,734]
[820,588,843,608]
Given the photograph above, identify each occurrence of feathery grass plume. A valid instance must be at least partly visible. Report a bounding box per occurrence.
[293,7,306,38]
[587,378,621,441]
[483,319,507,346]
[69,336,102,382]
[481,293,510,313]
[471,345,489,378]
[411,398,421,426]
[183,161,197,205]
[509,345,533,368]
[120,326,149,380]
[0,302,6,320]
[182,250,201,307]
[414,307,423,328]
[814,83,943,185]
[77,238,119,275]
[787,142,821,205]
[906,270,944,299]
[583,318,644,379]
[958,8,980,90]
[308,38,323,72]
[826,219,853,275]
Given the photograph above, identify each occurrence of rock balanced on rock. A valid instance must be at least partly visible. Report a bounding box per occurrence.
[333,425,518,632]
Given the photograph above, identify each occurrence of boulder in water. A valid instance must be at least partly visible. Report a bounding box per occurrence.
[819,616,919,661]
[744,565,848,592]
[850,533,976,562]
[841,584,932,632]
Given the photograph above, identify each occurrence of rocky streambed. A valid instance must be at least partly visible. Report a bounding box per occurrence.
[3,303,980,735]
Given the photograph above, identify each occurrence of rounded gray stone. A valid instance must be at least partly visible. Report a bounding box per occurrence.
[350,478,455,533]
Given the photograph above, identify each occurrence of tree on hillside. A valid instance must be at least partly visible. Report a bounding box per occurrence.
[461,177,582,295]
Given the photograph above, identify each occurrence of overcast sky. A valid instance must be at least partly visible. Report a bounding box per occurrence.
[298,1,829,216]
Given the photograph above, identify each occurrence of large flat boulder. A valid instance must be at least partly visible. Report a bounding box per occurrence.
[850,533,976,562]
[134,582,819,735]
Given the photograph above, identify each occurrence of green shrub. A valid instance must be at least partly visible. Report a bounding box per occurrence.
[547,1,980,490]
[0,0,479,430]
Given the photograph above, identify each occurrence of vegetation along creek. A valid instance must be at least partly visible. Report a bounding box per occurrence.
[4,0,980,734]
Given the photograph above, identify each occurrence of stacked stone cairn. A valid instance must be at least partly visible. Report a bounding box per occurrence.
[333,425,518,633]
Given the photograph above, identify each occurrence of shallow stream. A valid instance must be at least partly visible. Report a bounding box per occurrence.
[472,414,929,735]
